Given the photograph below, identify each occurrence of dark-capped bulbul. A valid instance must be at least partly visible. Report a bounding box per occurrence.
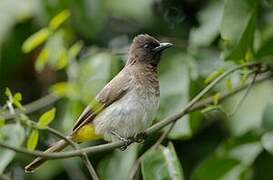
[25,34,173,172]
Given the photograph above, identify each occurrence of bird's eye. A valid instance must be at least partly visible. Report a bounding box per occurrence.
[143,44,150,49]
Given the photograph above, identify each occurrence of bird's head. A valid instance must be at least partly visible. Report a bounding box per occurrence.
[128,34,173,67]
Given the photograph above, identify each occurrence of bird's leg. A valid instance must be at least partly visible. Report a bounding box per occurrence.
[133,132,148,143]
[111,131,132,151]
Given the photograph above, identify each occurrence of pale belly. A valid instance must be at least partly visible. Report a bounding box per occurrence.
[93,89,159,141]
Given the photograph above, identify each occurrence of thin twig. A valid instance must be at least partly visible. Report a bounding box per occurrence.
[128,122,175,180]
[21,118,99,179]
[0,63,269,160]
[128,66,268,180]
[2,94,60,120]
[145,62,260,135]
[228,72,258,116]
[2,93,99,179]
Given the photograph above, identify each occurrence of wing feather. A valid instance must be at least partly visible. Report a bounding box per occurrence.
[72,68,131,132]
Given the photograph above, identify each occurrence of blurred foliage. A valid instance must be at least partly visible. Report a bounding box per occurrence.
[0,0,273,180]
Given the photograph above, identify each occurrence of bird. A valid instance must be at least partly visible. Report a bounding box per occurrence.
[25,34,173,172]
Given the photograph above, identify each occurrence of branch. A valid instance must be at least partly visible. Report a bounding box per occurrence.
[145,62,260,135]
[127,63,266,179]
[20,118,99,179]
[0,63,269,160]
[2,94,60,120]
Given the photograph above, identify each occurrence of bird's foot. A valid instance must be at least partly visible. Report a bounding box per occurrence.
[111,131,132,151]
[133,132,147,143]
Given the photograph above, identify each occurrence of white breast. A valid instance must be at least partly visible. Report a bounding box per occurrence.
[93,84,159,141]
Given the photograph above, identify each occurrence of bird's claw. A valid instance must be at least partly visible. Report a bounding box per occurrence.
[111,131,132,151]
[133,132,147,143]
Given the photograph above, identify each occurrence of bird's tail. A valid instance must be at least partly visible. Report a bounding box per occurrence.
[24,139,69,173]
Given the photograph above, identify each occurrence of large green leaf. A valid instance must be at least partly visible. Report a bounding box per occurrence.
[256,36,273,59]
[192,132,262,180]
[141,143,184,180]
[262,100,273,131]
[192,156,240,180]
[220,0,257,61]
[98,144,138,180]
[0,124,25,174]
[261,131,273,155]
[223,81,273,135]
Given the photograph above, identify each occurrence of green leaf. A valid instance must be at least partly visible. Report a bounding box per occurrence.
[35,30,67,71]
[55,49,68,70]
[50,82,77,98]
[193,132,262,180]
[5,88,12,99]
[262,131,273,155]
[22,28,51,53]
[13,92,25,111]
[49,10,70,30]
[68,41,83,59]
[0,124,25,173]
[262,101,273,131]
[213,92,221,105]
[38,108,56,128]
[13,99,25,111]
[0,117,5,128]
[27,130,39,151]
[35,48,49,72]
[192,156,240,180]
[141,143,184,180]
[14,92,22,101]
[204,68,225,84]
[226,78,233,93]
[256,36,273,59]
[220,0,257,61]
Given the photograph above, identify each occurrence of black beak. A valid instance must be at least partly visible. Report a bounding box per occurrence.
[153,42,173,53]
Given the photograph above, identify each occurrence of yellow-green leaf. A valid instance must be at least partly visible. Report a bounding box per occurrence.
[35,48,49,72]
[27,130,39,151]
[226,78,233,93]
[68,41,83,59]
[49,10,71,30]
[5,88,12,99]
[0,117,5,128]
[204,68,225,84]
[38,108,56,128]
[14,93,22,102]
[213,92,221,105]
[56,49,68,70]
[245,49,253,62]
[50,82,77,98]
[13,100,26,111]
[22,28,51,53]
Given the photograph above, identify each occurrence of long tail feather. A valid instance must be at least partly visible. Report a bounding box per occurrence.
[25,139,69,173]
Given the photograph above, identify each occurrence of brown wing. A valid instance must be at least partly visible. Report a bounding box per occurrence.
[72,68,131,132]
